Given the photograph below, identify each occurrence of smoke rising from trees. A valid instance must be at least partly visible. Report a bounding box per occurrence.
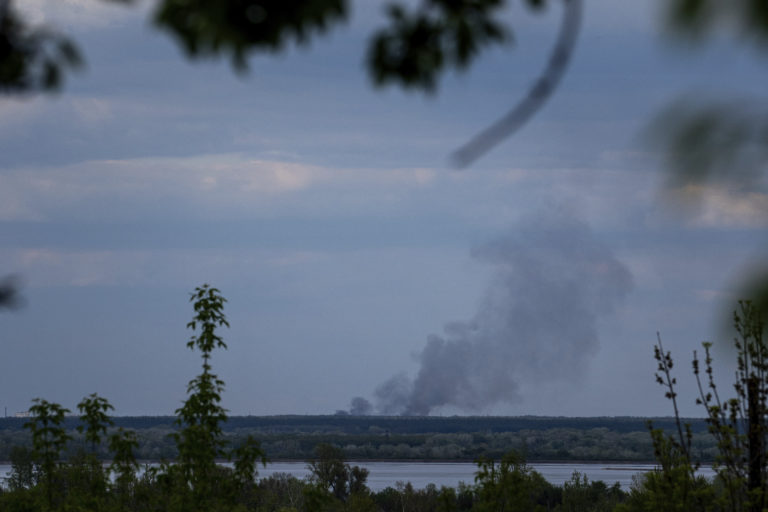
[371,212,633,415]
[349,397,373,416]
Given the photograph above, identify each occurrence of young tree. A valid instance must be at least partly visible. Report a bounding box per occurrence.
[48,393,114,510]
[648,301,768,512]
[76,393,114,454]
[6,445,36,491]
[231,434,267,492]
[309,443,353,501]
[561,471,624,512]
[172,284,231,508]
[307,442,371,510]
[24,398,71,510]
[171,283,265,510]
[473,451,554,512]
[109,427,140,511]
[642,334,711,511]
[693,302,768,512]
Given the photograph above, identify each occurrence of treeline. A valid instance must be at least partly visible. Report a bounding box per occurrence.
[0,415,714,463]
[0,414,712,435]
[0,423,720,463]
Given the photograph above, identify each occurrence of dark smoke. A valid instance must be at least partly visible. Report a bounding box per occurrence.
[372,212,633,415]
[349,396,373,415]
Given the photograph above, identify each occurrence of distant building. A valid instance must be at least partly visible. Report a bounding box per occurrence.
[13,411,30,418]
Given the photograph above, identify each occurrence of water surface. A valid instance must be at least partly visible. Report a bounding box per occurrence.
[2,461,715,490]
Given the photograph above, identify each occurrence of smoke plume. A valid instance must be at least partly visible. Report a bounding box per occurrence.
[372,212,632,415]
[349,396,373,415]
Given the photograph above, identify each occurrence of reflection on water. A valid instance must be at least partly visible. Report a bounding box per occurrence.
[0,461,716,491]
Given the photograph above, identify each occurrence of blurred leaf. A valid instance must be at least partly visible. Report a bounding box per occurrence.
[153,0,349,72]
[367,0,510,92]
[649,99,768,193]
[0,274,23,311]
[525,0,548,11]
[0,2,82,93]
[722,274,768,343]
[57,40,82,66]
[665,0,768,44]
[667,0,713,35]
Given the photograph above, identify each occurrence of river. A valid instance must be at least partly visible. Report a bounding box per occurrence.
[0,461,716,490]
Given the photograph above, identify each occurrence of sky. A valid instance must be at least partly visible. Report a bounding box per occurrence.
[2,0,768,418]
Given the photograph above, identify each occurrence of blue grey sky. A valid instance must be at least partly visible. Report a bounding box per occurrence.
[1,0,767,417]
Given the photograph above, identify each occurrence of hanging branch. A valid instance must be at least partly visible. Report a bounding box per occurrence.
[452,0,583,167]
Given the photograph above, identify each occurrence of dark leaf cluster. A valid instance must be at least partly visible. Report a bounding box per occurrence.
[154,0,348,71]
[367,0,509,92]
[0,1,81,93]
[666,0,768,44]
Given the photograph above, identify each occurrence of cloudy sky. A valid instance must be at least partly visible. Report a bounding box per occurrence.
[2,0,767,417]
